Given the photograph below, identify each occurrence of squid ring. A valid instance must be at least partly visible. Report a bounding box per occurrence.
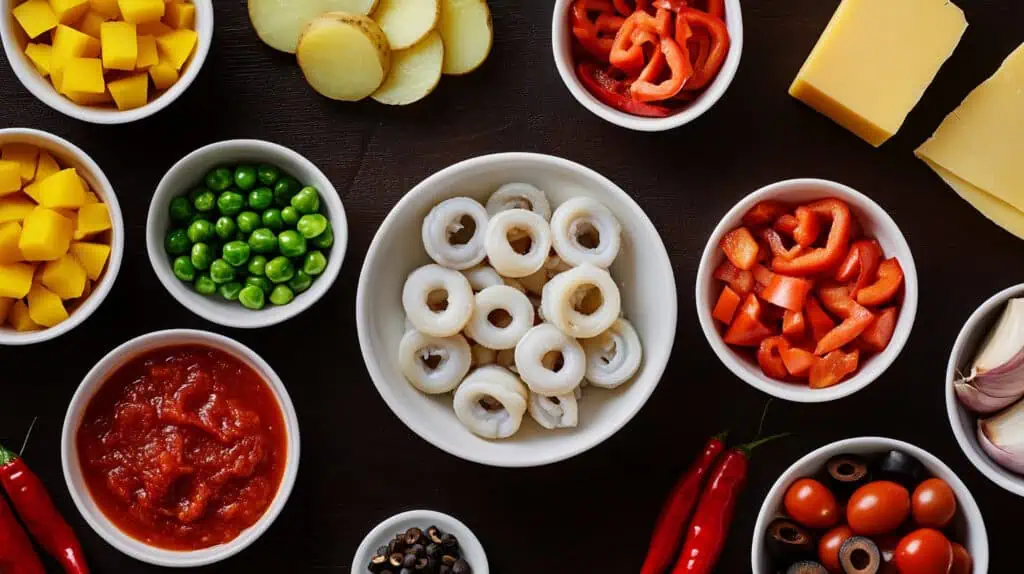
[514,323,586,396]
[550,197,622,268]
[484,209,553,278]
[422,197,489,270]
[453,366,528,439]
[462,265,504,292]
[582,318,643,389]
[402,264,474,337]
[399,330,472,394]
[486,183,552,220]
[464,285,535,350]
[541,263,622,338]
[528,391,579,429]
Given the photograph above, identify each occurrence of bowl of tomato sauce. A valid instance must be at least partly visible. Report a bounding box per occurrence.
[60,329,300,567]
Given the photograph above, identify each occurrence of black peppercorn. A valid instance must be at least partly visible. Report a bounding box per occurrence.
[451,560,471,574]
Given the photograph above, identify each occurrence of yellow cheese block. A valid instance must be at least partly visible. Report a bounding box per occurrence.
[24,43,52,77]
[10,299,39,331]
[0,222,23,264]
[0,262,35,298]
[19,207,73,261]
[70,241,109,280]
[790,0,967,147]
[0,161,21,195]
[0,297,12,325]
[40,254,87,299]
[50,25,101,91]
[0,196,36,224]
[12,0,58,39]
[26,282,68,327]
[101,21,138,71]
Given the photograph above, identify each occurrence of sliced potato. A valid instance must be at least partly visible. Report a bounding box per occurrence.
[438,0,492,75]
[248,0,380,53]
[373,0,440,50]
[297,13,391,101]
[372,31,443,105]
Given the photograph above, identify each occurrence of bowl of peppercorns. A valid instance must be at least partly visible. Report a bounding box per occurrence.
[352,510,486,574]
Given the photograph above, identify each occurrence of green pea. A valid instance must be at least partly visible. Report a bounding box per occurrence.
[216,191,245,216]
[311,221,334,249]
[303,250,327,276]
[265,256,295,284]
[257,164,280,186]
[169,196,194,224]
[190,242,212,270]
[194,272,217,295]
[172,255,196,281]
[248,228,278,253]
[290,186,320,215]
[193,190,217,213]
[262,208,284,230]
[214,216,237,240]
[288,269,312,293]
[222,240,251,267]
[234,165,258,191]
[296,214,328,239]
[281,206,300,226]
[273,177,301,207]
[278,230,306,258]
[245,275,273,295]
[236,211,260,234]
[209,259,235,284]
[238,285,265,310]
[187,219,214,243]
[247,255,267,276]
[219,281,243,301]
[205,168,233,192]
[248,187,273,211]
[165,228,190,255]
[270,284,295,306]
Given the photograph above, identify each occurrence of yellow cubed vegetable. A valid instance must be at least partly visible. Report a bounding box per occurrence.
[69,241,109,280]
[88,0,119,18]
[60,57,105,94]
[108,73,148,110]
[12,0,58,39]
[48,0,89,24]
[10,300,39,331]
[19,207,73,261]
[135,34,158,68]
[100,21,137,70]
[27,282,68,326]
[0,161,22,195]
[156,28,195,70]
[0,222,23,264]
[50,24,100,90]
[117,0,163,24]
[0,196,35,224]
[2,144,39,182]
[35,151,60,182]
[63,90,111,105]
[148,56,178,89]
[38,168,86,208]
[40,254,86,298]
[76,10,107,38]
[84,191,98,203]
[135,19,170,36]
[0,262,35,298]
[0,297,12,325]
[163,1,193,29]
[24,43,53,76]
[74,203,111,239]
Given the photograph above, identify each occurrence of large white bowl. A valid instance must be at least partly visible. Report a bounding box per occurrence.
[0,128,123,346]
[695,178,918,403]
[0,0,213,124]
[947,283,1024,497]
[350,510,488,574]
[61,329,301,568]
[751,437,989,573]
[147,139,347,329]
[356,152,676,467]
[551,0,744,132]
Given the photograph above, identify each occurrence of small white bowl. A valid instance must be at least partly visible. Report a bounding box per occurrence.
[147,139,347,329]
[0,1,213,124]
[551,0,744,132]
[696,178,918,403]
[751,437,989,573]
[356,152,676,467]
[947,283,1024,497]
[0,127,124,346]
[61,329,301,568]
[351,510,488,574]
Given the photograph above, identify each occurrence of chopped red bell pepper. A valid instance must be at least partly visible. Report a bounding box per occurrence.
[809,349,860,388]
[780,346,815,378]
[771,198,853,277]
[712,285,741,324]
[705,0,724,18]
[610,20,659,73]
[859,306,898,352]
[613,0,649,16]
[757,336,789,379]
[572,0,620,60]
[835,240,882,297]
[792,206,821,247]
[677,8,729,90]
[760,228,805,260]
[774,214,798,236]
[723,294,774,347]
[761,273,813,312]
[631,37,691,102]
[804,295,835,342]
[782,310,805,339]
[742,200,789,227]
[815,284,875,356]
[576,62,674,117]
[720,227,759,271]
[856,258,904,307]
[751,263,774,287]
[713,260,753,294]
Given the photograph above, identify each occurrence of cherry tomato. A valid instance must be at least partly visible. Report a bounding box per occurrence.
[817,525,853,573]
[784,478,839,529]
[912,478,957,529]
[950,542,972,574]
[895,528,953,574]
[847,480,910,536]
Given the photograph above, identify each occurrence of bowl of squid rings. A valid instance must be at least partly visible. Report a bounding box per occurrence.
[356,153,677,467]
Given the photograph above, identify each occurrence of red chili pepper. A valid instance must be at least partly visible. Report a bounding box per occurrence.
[639,432,727,574]
[0,493,46,574]
[712,260,753,295]
[771,199,853,276]
[0,445,89,574]
[576,61,674,117]
[757,336,789,379]
[676,8,729,90]
[855,258,904,307]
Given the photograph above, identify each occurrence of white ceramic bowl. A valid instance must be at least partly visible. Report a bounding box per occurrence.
[147,139,347,329]
[61,329,301,567]
[947,283,1024,497]
[0,127,123,346]
[751,437,989,573]
[356,152,676,467]
[351,510,488,574]
[696,178,918,403]
[1,1,213,124]
[551,0,744,132]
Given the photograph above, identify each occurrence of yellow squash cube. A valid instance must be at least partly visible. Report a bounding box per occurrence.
[27,282,68,326]
[61,57,105,94]
[88,0,119,18]
[35,151,60,182]
[135,19,170,36]
[148,56,178,89]
[164,1,193,29]
[41,254,86,298]
[101,21,137,70]
[108,72,148,110]
[0,161,22,195]
[74,203,111,239]
[24,43,52,76]
[0,297,12,325]
[12,0,58,39]
[135,34,158,68]
[76,10,107,39]
[19,207,73,261]
[0,196,35,224]
[69,241,109,280]
[48,0,89,24]
[38,168,86,208]
[2,144,39,182]
[156,28,196,70]
[10,300,39,331]
[0,222,23,264]
[117,0,163,24]
[0,262,35,298]
[50,25,101,91]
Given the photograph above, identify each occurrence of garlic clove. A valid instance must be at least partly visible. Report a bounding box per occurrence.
[957,298,1024,398]
[978,400,1024,474]
[955,382,1022,414]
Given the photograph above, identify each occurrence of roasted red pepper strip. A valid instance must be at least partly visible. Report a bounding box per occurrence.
[810,349,860,388]
[576,62,674,117]
[677,8,729,90]
[774,214,798,236]
[804,295,835,342]
[792,206,821,247]
[816,284,875,356]
[757,336,789,379]
[0,492,45,574]
[856,258,904,307]
[712,285,741,324]
[771,199,853,276]
[631,37,692,102]
[760,228,805,260]
[723,294,773,347]
[742,200,789,227]
[640,433,727,574]
[859,306,899,352]
[782,310,805,339]
[780,346,816,377]
[719,227,759,271]
[713,260,753,295]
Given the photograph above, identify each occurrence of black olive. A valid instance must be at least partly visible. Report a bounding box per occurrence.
[875,450,923,489]
[414,558,429,571]
[839,536,881,574]
[439,566,452,574]
[427,526,444,544]
[408,543,425,557]
[389,538,406,554]
[451,559,471,574]
[368,554,389,573]
[405,527,425,545]
[765,518,814,563]
[440,533,458,548]
[826,454,871,498]
[402,554,417,568]
[389,553,404,567]
[785,561,828,574]
[442,555,457,567]
[426,543,441,558]
[399,569,414,574]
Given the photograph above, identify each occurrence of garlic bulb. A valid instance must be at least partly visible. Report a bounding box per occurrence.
[955,298,1024,409]
[978,399,1024,474]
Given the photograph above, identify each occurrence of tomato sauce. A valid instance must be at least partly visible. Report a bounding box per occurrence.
[77,345,288,550]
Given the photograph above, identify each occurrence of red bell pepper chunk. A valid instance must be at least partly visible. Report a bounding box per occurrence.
[859,306,898,352]
[676,8,729,90]
[792,206,821,247]
[856,258,904,307]
[741,200,789,227]
[835,240,882,295]
[774,214,798,236]
[723,294,774,347]
[782,310,805,339]
[610,12,662,72]
[761,273,813,312]
[760,228,805,260]
[613,0,650,15]
[712,285,741,324]
[780,346,815,378]
[815,284,875,355]
[713,260,753,295]
[804,295,835,342]
[631,37,692,102]
[771,198,853,277]
[572,0,620,59]
[809,349,860,388]
[575,62,674,117]
[751,263,774,287]
[757,336,789,379]
[720,227,759,271]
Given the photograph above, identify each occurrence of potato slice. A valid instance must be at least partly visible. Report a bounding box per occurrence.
[438,0,491,75]
[372,31,443,105]
[373,0,440,50]
[297,12,391,101]
[248,0,380,53]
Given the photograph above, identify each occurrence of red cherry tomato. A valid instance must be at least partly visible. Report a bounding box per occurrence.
[818,525,853,573]
[895,528,953,574]
[847,480,910,536]
[950,542,972,574]
[784,478,839,529]
[912,478,957,529]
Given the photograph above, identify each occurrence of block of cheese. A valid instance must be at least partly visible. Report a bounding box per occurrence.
[790,0,967,147]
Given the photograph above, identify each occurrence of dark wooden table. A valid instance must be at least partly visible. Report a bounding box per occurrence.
[2,1,1022,571]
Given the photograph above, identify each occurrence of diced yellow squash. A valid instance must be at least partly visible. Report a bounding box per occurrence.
[40,254,86,298]
[136,19,170,36]
[0,222,23,264]
[51,25,100,90]
[0,196,35,224]
[49,0,89,24]
[108,72,148,110]
[0,161,22,195]
[0,297,12,325]
[164,1,193,29]
[88,0,119,18]
[74,203,111,239]
[76,10,107,38]
[100,20,137,70]
[63,90,112,105]
[22,182,42,203]
[38,168,86,208]
[0,262,35,298]
[69,241,109,280]
[19,207,73,261]
[117,0,164,24]
[12,0,58,39]
[148,56,178,89]
[156,28,195,70]
[2,144,39,182]
[135,34,158,68]
[24,43,53,76]
[60,57,105,94]
[35,151,60,182]
[84,191,98,203]
[27,282,68,326]
[10,300,39,331]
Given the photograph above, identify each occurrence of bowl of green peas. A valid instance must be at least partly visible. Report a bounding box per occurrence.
[146,140,347,328]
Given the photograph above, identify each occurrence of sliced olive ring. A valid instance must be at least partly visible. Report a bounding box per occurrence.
[785,561,828,574]
[839,536,881,574]
[765,518,814,562]
[826,454,871,498]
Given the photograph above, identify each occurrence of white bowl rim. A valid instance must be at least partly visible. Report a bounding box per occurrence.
[0,0,214,125]
[550,0,744,132]
[350,509,488,574]
[146,138,348,329]
[60,328,301,568]
[695,177,919,403]
[0,127,124,346]
[355,151,677,467]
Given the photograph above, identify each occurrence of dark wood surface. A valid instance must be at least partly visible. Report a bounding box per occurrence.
[2,1,1023,572]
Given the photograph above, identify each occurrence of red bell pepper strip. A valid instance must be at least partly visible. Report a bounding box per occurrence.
[774,214,798,237]
[835,240,882,296]
[780,346,816,377]
[742,200,789,228]
[751,263,774,287]
[631,37,691,102]
[612,0,650,16]
[792,206,820,248]
[810,349,860,388]
[760,228,805,260]
[705,0,724,18]
[757,336,789,379]
[856,258,904,307]
[782,310,805,339]
[0,492,45,574]
[771,199,853,277]
[639,432,727,574]
[859,307,899,352]
[719,227,759,271]
[761,273,813,313]
[712,260,753,295]
[815,284,875,356]
[576,62,674,117]
[676,8,729,90]
[804,295,835,342]
[723,294,773,347]
[572,0,620,59]
[0,445,89,574]
[610,24,658,72]
[712,286,741,324]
